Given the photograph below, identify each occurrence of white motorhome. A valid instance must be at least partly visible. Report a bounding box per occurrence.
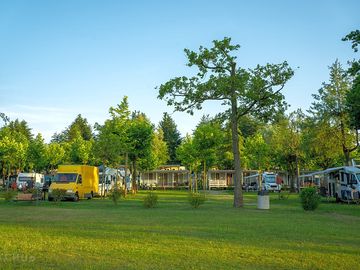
[16,172,44,190]
[242,172,281,191]
[98,167,119,196]
[303,166,360,202]
[324,166,360,202]
[262,172,281,191]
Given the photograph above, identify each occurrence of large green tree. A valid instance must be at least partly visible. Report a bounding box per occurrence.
[309,60,357,165]
[51,114,93,143]
[343,30,360,143]
[301,118,343,169]
[243,132,270,171]
[149,128,169,169]
[0,130,28,178]
[158,112,182,164]
[127,113,154,192]
[46,142,66,170]
[0,120,31,177]
[68,130,94,164]
[267,111,305,191]
[158,37,293,207]
[192,117,224,190]
[93,97,131,167]
[27,133,47,172]
[176,134,200,191]
[7,119,33,142]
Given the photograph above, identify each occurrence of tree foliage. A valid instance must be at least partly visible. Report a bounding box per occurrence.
[158,37,293,207]
[46,142,66,170]
[128,113,154,191]
[309,60,357,164]
[51,114,93,143]
[149,128,169,169]
[93,96,130,167]
[27,133,47,171]
[343,30,360,136]
[158,112,182,164]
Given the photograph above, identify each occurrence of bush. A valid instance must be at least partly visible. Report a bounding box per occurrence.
[2,190,17,202]
[52,189,67,202]
[189,192,206,209]
[109,187,124,205]
[300,187,321,211]
[143,191,158,208]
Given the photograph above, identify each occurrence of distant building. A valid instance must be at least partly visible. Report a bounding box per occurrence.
[141,165,189,188]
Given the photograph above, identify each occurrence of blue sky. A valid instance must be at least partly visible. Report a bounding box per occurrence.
[0,0,359,142]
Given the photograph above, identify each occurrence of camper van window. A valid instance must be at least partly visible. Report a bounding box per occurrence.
[56,173,78,183]
[78,175,82,184]
[351,174,359,184]
[18,177,34,182]
[340,173,346,182]
[265,175,276,183]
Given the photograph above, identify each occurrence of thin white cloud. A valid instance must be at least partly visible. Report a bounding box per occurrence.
[14,104,70,113]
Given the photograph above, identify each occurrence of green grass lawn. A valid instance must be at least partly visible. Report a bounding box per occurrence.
[0,190,359,270]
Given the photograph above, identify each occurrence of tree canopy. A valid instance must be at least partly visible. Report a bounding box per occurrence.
[158,112,182,164]
[158,37,293,207]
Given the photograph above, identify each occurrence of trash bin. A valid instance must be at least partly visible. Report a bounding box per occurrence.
[257,190,270,210]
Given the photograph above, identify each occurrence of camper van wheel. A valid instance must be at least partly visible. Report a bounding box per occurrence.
[73,193,79,202]
[335,193,341,203]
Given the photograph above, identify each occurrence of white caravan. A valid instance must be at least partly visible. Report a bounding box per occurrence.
[243,172,281,191]
[16,172,44,190]
[99,167,119,196]
[324,166,360,202]
[303,166,360,202]
[262,172,281,191]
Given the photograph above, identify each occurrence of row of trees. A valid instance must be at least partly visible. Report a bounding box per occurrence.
[1,30,359,205]
[0,98,183,192]
[158,30,360,207]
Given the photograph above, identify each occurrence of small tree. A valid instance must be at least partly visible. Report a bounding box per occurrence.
[299,187,321,211]
[109,187,123,205]
[188,192,206,209]
[143,191,158,208]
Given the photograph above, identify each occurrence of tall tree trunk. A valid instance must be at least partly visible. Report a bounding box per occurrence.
[344,150,351,166]
[102,161,106,199]
[203,160,206,192]
[231,95,243,208]
[189,165,192,192]
[339,119,357,166]
[295,156,300,193]
[195,171,198,193]
[289,163,296,193]
[132,159,137,194]
[124,153,128,197]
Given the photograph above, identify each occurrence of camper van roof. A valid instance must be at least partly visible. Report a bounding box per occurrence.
[300,166,360,178]
[342,166,360,173]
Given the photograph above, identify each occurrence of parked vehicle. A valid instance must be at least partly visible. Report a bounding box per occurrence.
[48,165,99,201]
[262,172,281,191]
[324,166,360,202]
[301,166,360,202]
[16,172,44,190]
[98,166,119,196]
